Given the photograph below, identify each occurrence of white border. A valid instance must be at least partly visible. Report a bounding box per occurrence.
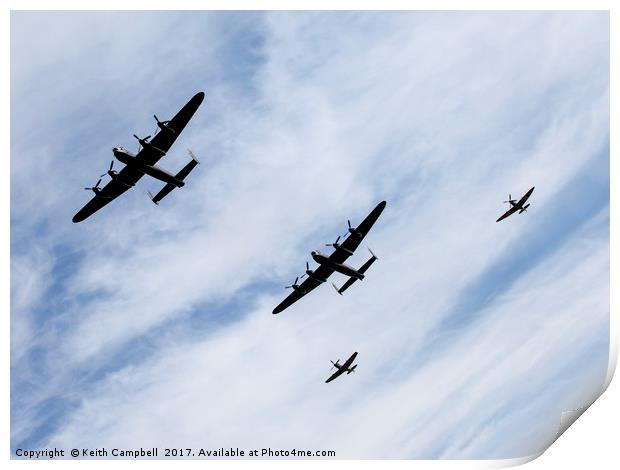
[3,1,616,469]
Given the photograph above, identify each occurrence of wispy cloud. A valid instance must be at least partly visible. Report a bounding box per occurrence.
[11,11,608,458]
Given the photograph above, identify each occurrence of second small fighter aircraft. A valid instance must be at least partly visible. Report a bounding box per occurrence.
[496,186,535,222]
[325,352,358,383]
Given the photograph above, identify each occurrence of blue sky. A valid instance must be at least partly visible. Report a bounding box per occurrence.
[10,11,609,459]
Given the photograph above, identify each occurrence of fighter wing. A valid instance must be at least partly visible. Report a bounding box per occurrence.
[341,351,358,369]
[329,201,387,264]
[325,367,347,383]
[495,205,519,223]
[272,264,334,314]
[516,186,535,206]
[136,92,205,166]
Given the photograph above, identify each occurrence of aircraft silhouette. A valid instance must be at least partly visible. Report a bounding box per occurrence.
[496,186,535,222]
[272,201,386,314]
[72,92,205,222]
[325,352,358,383]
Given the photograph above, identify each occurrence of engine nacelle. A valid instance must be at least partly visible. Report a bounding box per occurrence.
[349,228,362,238]
[108,170,135,187]
[154,115,175,134]
[292,285,306,294]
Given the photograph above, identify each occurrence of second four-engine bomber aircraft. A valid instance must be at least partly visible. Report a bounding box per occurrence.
[72,92,205,223]
[272,200,386,314]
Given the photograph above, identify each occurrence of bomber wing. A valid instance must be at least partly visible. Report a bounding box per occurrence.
[135,92,205,166]
[329,201,386,264]
[72,177,135,223]
[272,264,334,314]
[72,163,160,222]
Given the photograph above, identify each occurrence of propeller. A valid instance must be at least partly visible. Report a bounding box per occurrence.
[100,161,115,177]
[341,219,364,238]
[285,277,300,289]
[133,134,152,151]
[154,115,175,134]
[300,262,313,280]
[342,219,359,237]
[503,194,516,204]
[330,359,341,371]
[325,236,341,249]
[84,178,102,192]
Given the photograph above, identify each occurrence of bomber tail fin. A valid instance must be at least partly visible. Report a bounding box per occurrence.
[332,248,379,295]
[147,191,159,205]
[332,282,344,295]
[174,150,200,182]
[187,149,200,164]
[147,150,200,205]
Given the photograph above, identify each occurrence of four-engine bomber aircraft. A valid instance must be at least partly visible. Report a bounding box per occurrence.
[325,352,358,383]
[272,200,386,314]
[72,92,205,223]
[496,186,535,223]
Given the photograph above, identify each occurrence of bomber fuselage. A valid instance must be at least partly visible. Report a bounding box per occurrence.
[112,147,184,187]
[311,250,364,280]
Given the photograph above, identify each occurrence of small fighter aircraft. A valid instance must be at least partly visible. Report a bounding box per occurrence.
[72,92,205,223]
[496,186,535,223]
[272,201,386,314]
[325,352,358,383]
